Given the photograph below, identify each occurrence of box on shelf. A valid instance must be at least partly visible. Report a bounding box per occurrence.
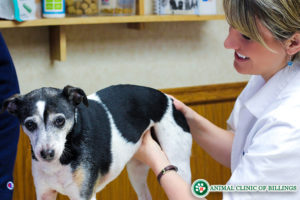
[154,0,199,15]
[66,0,99,16]
[0,0,41,21]
[99,0,135,15]
[154,0,216,15]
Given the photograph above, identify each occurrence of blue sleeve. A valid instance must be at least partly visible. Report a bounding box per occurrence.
[0,32,20,200]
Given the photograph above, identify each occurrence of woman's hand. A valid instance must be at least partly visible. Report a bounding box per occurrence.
[134,130,170,175]
[169,95,198,122]
[135,130,201,200]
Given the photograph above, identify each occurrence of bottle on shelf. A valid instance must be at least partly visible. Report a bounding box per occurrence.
[42,0,66,18]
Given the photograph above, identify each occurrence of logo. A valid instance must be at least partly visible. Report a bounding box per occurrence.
[191,178,298,197]
[7,181,14,190]
[191,179,210,198]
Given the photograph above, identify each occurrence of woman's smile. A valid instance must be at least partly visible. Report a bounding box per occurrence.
[235,51,250,62]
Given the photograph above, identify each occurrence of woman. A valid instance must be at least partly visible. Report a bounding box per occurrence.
[134,0,300,199]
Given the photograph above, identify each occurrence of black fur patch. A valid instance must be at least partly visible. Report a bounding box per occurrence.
[60,100,112,176]
[172,103,190,133]
[96,84,169,143]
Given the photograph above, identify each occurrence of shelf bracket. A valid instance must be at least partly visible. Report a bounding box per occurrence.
[127,0,145,29]
[49,26,66,61]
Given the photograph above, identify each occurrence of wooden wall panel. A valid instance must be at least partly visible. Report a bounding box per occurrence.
[13,82,246,200]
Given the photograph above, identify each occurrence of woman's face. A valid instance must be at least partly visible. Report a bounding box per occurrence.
[224,21,288,81]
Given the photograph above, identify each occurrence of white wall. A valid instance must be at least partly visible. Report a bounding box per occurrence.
[0,1,249,95]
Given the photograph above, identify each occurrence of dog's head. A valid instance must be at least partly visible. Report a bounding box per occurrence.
[1,85,88,162]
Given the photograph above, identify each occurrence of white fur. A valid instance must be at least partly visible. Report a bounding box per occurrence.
[127,159,152,200]
[88,94,143,193]
[32,160,81,200]
[154,97,192,184]
[36,101,46,118]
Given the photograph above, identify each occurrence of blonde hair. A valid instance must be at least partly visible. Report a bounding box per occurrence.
[223,0,300,60]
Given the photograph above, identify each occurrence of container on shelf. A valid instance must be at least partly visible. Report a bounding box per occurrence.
[66,0,99,16]
[42,0,66,18]
[199,0,216,15]
[99,0,135,15]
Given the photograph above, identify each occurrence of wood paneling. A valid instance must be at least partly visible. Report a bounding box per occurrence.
[13,82,246,200]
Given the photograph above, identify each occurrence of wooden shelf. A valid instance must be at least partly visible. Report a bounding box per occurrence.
[0,14,225,61]
[0,15,224,28]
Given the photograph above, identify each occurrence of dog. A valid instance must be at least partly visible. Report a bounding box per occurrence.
[2,84,192,200]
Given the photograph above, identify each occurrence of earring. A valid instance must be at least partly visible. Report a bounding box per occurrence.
[288,56,293,67]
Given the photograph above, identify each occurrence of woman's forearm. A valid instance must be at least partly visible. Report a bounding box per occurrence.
[188,112,234,168]
[172,98,233,167]
[159,171,203,200]
[150,157,203,200]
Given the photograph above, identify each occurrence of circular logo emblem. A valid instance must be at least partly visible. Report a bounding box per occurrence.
[7,181,14,190]
[191,179,210,198]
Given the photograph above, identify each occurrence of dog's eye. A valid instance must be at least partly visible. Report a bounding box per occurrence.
[25,120,37,132]
[54,116,65,128]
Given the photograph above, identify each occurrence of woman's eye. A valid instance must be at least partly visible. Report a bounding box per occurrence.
[54,116,65,128]
[241,34,251,40]
[25,120,37,132]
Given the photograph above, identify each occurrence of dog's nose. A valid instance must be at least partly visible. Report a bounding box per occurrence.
[40,149,55,161]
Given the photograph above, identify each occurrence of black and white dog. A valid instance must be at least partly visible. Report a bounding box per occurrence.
[2,85,192,200]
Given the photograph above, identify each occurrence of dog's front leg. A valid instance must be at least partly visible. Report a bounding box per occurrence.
[36,190,57,200]
[33,175,57,200]
[127,159,152,200]
[32,168,57,200]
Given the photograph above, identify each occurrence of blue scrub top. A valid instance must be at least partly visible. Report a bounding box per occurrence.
[0,33,20,200]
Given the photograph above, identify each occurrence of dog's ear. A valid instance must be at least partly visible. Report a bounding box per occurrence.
[62,85,88,107]
[1,94,22,116]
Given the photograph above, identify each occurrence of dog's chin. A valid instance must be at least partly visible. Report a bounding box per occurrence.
[36,155,58,163]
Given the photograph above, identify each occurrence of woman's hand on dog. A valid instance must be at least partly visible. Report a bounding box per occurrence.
[169,95,199,123]
[134,96,197,176]
[134,130,170,176]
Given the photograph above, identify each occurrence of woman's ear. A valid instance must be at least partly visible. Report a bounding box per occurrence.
[286,33,300,56]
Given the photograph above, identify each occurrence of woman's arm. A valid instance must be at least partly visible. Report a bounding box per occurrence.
[172,98,234,168]
[134,97,233,199]
[134,132,201,200]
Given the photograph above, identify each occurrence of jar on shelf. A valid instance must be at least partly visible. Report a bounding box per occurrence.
[42,0,66,18]
[99,0,135,15]
[66,0,99,16]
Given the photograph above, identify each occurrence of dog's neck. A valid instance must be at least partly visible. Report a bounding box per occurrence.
[58,107,81,166]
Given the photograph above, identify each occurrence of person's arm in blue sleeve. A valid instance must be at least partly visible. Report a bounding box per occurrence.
[0,32,20,200]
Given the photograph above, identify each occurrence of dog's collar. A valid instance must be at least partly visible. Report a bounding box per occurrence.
[74,108,78,124]
[69,107,78,135]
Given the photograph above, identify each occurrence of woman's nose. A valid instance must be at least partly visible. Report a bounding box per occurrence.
[224,27,239,50]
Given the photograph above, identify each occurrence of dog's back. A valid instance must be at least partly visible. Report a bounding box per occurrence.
[86,84,192,199]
